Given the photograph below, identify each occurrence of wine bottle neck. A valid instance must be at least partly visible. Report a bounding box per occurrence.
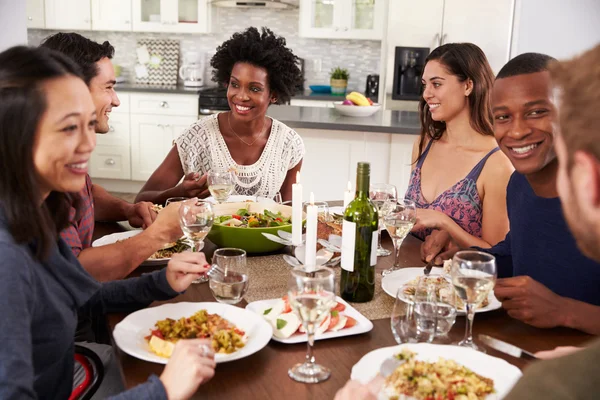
[356,172,370,199]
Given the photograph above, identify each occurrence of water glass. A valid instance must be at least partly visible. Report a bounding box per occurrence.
[207,170,235,203]
[414,274,456,342]
[382,199,417,276]
[391,285,418,344]
[208,248,248,304]
[451,250,496,351]
[369,183,398,257]
[287,267,336,384]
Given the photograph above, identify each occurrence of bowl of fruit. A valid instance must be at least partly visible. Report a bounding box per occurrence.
[333,92,381,117]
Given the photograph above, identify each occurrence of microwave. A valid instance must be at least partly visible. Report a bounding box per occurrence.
[391,46,429,101]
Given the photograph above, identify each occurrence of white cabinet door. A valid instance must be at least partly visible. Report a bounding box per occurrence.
[96,113,131,147]
[45,0,91,30]
[130,114,196,181]
[442,0,514,74]
[388,134,416,197]
[90,145,131,180]
[26,0,45,28]
[343,0,385,40]
[132,0,209,33]
[91,0,132,31]
[299,0,347,39]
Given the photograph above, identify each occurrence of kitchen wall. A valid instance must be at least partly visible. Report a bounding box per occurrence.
[27,7,382,92]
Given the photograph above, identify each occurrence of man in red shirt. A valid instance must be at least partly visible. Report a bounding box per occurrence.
[41,33,182,281]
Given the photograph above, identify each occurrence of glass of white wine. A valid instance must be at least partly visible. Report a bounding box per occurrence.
[369,183,398,257]
[207,170,235,203]
[208,248,248,304]
[287,267,336,384]
[382,199,417,276]
[451,250,496,351]
[179,199,214,283]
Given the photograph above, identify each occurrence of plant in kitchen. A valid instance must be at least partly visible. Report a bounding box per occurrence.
[330,67,350,95]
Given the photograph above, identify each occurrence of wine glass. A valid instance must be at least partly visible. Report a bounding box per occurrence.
[304,201,330,222]
[179,199,214,283]
[207,170,235,203]
[414,274,456,343]
[382,199,417,276]
[369,183,398,257]
[165,197,187,206]
[391,285,418,344]
[208,248,248,304]
[451,250,497,351]
[287,267,336,383]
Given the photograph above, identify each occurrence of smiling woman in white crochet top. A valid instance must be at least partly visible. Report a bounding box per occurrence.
[136,27,305,205]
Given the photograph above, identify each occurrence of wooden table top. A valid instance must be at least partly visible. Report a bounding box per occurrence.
[97,221,594,399]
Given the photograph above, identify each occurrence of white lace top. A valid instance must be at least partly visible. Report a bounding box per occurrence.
[175,113,305,199]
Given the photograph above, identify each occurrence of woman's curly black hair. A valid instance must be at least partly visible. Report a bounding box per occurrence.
[211,27,302,105]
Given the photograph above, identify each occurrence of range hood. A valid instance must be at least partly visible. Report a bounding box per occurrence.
[210,0,298,9]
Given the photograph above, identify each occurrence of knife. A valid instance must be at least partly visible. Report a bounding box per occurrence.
[423,259,435,275]
[479,334,538,360]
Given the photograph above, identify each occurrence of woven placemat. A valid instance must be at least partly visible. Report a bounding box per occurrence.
[245,255,394,321]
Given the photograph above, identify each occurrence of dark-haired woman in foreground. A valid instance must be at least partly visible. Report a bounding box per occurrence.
[136,27,305,204]
[0,46,214,400]
[405,43,513,250]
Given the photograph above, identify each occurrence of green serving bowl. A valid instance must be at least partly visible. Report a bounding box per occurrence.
[207,202,304,254]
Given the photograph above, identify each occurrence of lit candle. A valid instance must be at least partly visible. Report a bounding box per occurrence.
[305,192,318,270]
[292,171,303,246]
[343,180,353,209]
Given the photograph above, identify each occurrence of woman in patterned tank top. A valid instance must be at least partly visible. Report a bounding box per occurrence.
[136,27,305,204]
[404,43,514,251]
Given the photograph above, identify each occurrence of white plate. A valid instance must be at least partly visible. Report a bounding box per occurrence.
[381,267,502,314]
[92,230,171,266]
[333,101,381,117]
[245,296,373,344]
[351,343,522,399]
[113,302,273,364]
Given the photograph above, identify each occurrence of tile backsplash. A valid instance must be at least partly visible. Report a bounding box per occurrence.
[28,7,382,93]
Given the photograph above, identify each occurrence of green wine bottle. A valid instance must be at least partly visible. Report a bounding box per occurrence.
[340,162,378,303]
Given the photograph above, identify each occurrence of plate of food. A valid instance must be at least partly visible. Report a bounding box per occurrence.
[208,201,304,254]
[381,266,502,314]
[113,302,273,364]
[91,230,189,266]
[246,295,373,343]
[351,343,522,399]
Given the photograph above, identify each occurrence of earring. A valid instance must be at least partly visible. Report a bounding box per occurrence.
[271,98,277,103]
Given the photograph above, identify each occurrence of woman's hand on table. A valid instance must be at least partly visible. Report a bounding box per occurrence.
[160,338,216,400]
[178,172,210,199]
[166,252,211,292]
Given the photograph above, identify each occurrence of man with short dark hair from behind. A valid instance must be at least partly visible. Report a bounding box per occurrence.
[41,33,183,283]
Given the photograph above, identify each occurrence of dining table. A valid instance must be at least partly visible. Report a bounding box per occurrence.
[96,211,594,400]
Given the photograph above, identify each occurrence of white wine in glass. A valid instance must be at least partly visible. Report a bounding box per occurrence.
[287,267,336,384]
[179,199,214,283]
[451,250,496,351]
[383,199,417,276]
[208,170,235,203]
[369,183,398,257]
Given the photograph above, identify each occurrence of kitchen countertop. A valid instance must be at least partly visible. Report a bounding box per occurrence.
[115,83,353,101]
[267,105,420,135]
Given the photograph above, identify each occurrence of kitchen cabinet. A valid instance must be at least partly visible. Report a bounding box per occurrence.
[130,114,196,181]
[132,0,210,33]
[91,0,132,31]
[289,99,334,108]
[44,0,91,30]
[26,0,45,29]
[388,134,415,197]
[384,0,514,98]
[299,0,384,40]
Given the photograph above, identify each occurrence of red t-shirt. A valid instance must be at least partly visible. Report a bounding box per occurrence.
[60,174,94,256]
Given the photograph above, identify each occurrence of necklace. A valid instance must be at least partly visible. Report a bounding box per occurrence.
[227,112,267,147]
